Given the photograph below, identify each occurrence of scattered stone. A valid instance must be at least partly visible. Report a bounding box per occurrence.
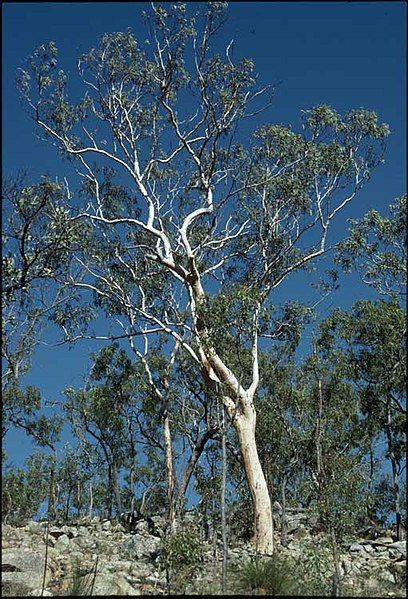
[2,515,405,597]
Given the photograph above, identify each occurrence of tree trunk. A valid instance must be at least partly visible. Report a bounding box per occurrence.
[163,404,176,531]
[111,460,122,517]
[77,480,81,517]
[175,427,218,518]
[88,479,93,519]
[220,406,228,594]
[65,489,71,521]
[330,524,342,597]
[385,400,401,540]
[281,473,288,547]
[48,467,56,522]
[234,408,273,554]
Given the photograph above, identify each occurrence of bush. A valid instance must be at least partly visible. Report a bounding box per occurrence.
[293,540,333,596]
[233,555,297,596]
[161,526,203,594]
[162,526,203,570]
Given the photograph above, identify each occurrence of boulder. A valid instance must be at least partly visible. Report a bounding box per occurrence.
[122,534,160,560]
[349,542,365,553]
[389,559,407,585]
[92,572,141,596]
[387,541,406,558]
[2,549,53,597]
[55,534,72,551]
[102,520,112,532]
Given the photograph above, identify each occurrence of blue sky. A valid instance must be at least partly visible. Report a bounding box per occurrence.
[2,1,406,469]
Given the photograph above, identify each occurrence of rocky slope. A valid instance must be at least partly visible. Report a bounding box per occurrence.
[2,512,406,596]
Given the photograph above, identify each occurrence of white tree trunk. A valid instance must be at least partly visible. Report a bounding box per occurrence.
[234,406,274,554]
[163,408,176,531]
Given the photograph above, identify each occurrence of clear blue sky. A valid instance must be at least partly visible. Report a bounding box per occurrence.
[2,1,406,467]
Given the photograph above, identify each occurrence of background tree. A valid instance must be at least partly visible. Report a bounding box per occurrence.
[318,299,406,540]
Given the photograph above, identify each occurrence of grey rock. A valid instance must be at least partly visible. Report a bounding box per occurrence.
[55,534,71,550]
[389,559,407,584]
[26,521,46,535]
[92,572,141,596]
[132,520,150,535]
[61,525,78,538]
[71,536,97,551]
[349,542,365,553]
[371,536,394,545]
[122,534,161,560]
[102,520,112,531]
[388,541,406,558]
[2,549,52,596]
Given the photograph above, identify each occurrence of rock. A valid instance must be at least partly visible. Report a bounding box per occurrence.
[102,520,112,531]
[350,542,365,553]
[26,521,46,535]
[372,537,394,545]
[55,534,71,550]
[387,541,406,558]
[389,560,407,584]
[2,549,52,597]
[122,534,160,560]
[72,536,97,551]
[92,572,141,595]
[378,569,396,584]
[49,526,70,540]
[150,515,166,535]
[132,520,150,535]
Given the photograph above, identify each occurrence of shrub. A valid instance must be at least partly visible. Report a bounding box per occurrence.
[161,526,203,594]
[293,540,333,596]
[162,526,203,570]
[233,555,297,596]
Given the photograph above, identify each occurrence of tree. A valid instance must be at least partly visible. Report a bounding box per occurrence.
[2,451,55,525]
[18,2,389,552]
[2,176,83,450]
[336,194,406,299]
[318,299,406,540]
[333,195,406,539]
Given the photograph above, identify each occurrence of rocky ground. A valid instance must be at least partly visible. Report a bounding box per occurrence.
[2,512,406,596]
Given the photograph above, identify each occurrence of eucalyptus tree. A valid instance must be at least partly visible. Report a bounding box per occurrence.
[331,195,407,538]
[336,194,406,300]
[18,2,389,552]
[63,344,138,517]
[2,176,83,449]
[295,350,375,597]
[318,299,406,540]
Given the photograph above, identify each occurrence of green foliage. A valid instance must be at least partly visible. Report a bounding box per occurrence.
[336,195,406,299]
[162,526,202,570]
[233,555,297,596]
[2,451,54,524]
[293,540,333,596]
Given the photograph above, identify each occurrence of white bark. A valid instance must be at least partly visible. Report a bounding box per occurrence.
[234,403,274,554]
